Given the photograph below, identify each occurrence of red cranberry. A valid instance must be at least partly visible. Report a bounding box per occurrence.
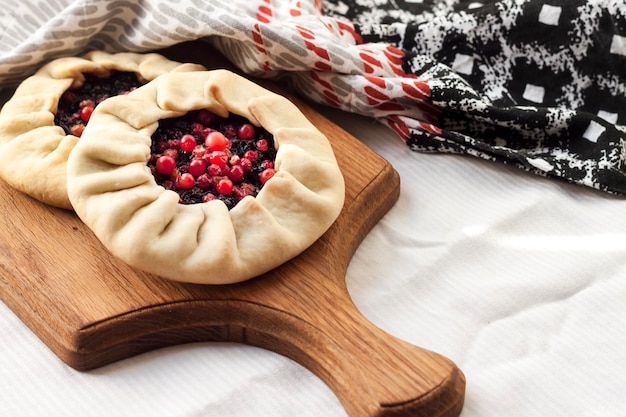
[197,173,214,190]
[229,154,241,166]
[156,155,176,175]
[156,142,169,152]
[240,182,256,195]
[70,124,85,137]
[243,150,258,161]
[166,139,181,149]
[237,123,255,140]
[175,173,195,189]
[179,134,197,152]
[216,177,234,195]
[200,153,212,164]
[233,186,246,200]
[222,124,236,137]
[61,91,76,103]
[163,148,179,160]
[192,145,207,157]
[79,99,95,109]
[80,105,94,122]
[239,158,252,172]
[255,139,269,152]
[201,127,213,139]
[226,164,245,182]
[234,183,255,199]
[119,87,136,95]
[188,158,207,176]
[259,168,276,184]
[207,163,223,176]
[170,168,181,181]
[191,122,204,135]
[205,131,230,151]
[209,151,229,167]
[196,109,217,126]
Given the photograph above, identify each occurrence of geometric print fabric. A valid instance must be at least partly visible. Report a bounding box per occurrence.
[335,0,626,193]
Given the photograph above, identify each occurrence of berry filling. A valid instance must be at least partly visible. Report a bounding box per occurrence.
[148,110,277,209]
[54,71,142,137]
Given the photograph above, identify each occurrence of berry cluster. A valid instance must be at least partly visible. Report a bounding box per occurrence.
[55,71,141,137]
[148,109,277,209]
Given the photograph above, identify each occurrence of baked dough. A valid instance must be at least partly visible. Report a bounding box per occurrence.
[0,51,206,209]
[66,70,345,284]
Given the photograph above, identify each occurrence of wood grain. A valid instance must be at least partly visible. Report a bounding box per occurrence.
[0,41,464,417]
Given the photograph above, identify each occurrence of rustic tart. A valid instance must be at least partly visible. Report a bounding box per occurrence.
[66,70,345,284]
[0,51,205,209]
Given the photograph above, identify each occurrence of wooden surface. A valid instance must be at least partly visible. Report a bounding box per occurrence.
[0,41,465,417]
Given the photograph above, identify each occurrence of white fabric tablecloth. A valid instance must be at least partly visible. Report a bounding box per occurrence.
[2,102,626,416]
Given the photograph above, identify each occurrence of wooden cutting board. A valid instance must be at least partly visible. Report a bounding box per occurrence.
[0,41,465,417]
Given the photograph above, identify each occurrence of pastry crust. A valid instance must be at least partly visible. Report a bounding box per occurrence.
[0,51,206,209]
[66,70,345,284]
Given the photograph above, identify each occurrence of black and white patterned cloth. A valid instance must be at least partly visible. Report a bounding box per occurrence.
[1,0,625,194]
[324,0,626,194]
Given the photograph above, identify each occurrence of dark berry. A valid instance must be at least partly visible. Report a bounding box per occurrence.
[54,71,143,137]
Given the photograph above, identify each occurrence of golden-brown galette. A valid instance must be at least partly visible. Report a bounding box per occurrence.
[66,70,345,284]
[0,51,205,209]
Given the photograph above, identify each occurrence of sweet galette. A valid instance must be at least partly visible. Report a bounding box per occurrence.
[66,70,345,284]
[0,51,205,209]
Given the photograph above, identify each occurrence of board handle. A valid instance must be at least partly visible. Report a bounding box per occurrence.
[227,296,465,417]
[72,295,464,416]
[219,161,466,416]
